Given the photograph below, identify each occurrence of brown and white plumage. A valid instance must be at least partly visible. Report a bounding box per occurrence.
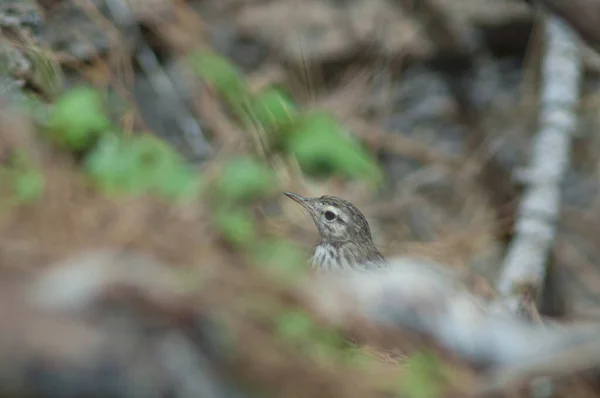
[284,192,387,271]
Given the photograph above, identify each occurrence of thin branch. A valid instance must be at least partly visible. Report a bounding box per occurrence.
[496,15,582,312]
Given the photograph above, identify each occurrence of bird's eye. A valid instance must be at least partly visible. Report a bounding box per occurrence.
[324,210,336,221]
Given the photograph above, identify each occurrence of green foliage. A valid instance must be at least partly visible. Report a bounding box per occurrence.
[47,87,112,151]
[189,50,381,183]
[311,329,348,362]
[401,352,448,398]
[253,239,307,280]
[210,156,276,245]
[0,150,44,203]
[13,169,44,202]
[276,309,347,362]
[45,85,200,202]
[215,206,257,247]
[84,134,201,201]
[276,310,315,342]
[245,87,298,133]
[189,51,248,104]
[288,112,381,180]
[215,157,276,203]
[342,344,374,369]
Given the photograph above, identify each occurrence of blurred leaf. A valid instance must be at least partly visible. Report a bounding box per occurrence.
[216,157,276,202]
[1,151,44,203]
[312,327,348,362]
[189,52,247,103]
[253,239,307,280]
[13,169,44,202]
[401,352,447,398]
[276,310,315,342]
[10,149,32,168]
[84,134,201,200]
[312,340,343,363]
[276,309,347,363]
[84,135,146,196]
[338,140,382,181]
[48,86,111,151]
[131,135,201,201]
[156,164,202,202]
[215,206,256,247]
[245,87,298,133]
[287,112,381,181]
[343,346,373,369]
[288,126,340,177]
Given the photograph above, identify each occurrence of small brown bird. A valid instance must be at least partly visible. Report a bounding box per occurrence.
[284,192,387,271]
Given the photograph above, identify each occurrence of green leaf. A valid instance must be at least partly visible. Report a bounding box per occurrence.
[216,157,276,202]
[0,151,45,203]
[215,206,256,246]
[48,86,112,151]
[401,352,447,398]
[276,311,315,342]
[156,165,202,202]
[312,340,343,362]
[84,135,143,196]
[288,126,341,177]
[189,52,247,102]
[246,87,298,133]
[287,112,381,181]
[343,346,373,369]
[13,169,44,202]
[84,134,201,200]
[129,135,200,200]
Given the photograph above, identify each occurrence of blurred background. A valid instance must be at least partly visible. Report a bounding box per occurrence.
[2,0,600,397]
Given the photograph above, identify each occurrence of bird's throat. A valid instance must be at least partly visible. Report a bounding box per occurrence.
[311,242,386,271]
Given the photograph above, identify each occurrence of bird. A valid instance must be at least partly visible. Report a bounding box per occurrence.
[284,192,388,271]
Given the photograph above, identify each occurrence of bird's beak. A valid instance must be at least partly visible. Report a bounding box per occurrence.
[284,192,313,212]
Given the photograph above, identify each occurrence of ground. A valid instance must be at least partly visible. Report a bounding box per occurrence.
[1,0,600,397]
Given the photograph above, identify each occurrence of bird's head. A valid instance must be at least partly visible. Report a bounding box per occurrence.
[284,192,375,244]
